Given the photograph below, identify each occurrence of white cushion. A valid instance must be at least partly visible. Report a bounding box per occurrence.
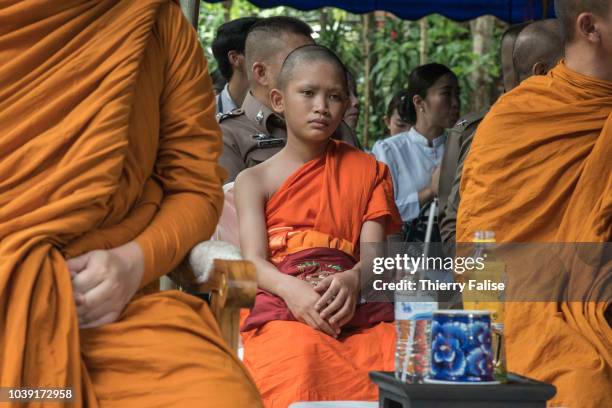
[189,182,242,284]
[189,240,242,284]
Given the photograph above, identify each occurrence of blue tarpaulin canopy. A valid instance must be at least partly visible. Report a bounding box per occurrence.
[204,0,555,23]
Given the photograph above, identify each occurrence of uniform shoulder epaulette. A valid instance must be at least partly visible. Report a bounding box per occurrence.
[217,108,244,123]
[453,106,490,131]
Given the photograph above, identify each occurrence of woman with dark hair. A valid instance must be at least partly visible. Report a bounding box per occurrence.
[384,91,412,137]
[372,63,460,223]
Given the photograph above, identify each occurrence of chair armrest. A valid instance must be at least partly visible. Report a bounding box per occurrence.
[167,240,242,290]
[199,259,257,351]
[199,259,257,313]
[169,241,257,352]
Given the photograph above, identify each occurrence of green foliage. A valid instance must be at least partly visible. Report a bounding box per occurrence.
[198,2,505,147]
[198,2,228,67]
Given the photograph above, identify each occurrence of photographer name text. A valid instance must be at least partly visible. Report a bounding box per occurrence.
[372,279,505,292]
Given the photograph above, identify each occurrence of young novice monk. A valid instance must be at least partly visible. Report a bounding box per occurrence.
[235,45,403,407]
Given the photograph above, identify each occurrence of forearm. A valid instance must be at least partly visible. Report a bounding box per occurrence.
[248,256,297,299]
[418,185,435,207]
[344,263,361,294]
[349,261,362,278]
[135,192,221,287]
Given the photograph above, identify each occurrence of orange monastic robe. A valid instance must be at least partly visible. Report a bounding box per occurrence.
[0,2,261,407]
[457,62,612,407]
[242,140,403,408]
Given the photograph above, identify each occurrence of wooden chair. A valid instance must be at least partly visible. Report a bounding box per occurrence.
[198,259,257,351]
[168,251,257,353]
[165,180,249,351]
[174,0,254,353]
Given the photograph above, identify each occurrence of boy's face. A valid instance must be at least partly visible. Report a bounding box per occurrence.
[272,61,348,143]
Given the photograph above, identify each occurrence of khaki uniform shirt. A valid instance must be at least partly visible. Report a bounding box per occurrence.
[438,107,489,256]
[219,92,360,182]
[215,83,237,116]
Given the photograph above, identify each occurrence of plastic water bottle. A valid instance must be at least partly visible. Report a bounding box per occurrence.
[394,277,438,383]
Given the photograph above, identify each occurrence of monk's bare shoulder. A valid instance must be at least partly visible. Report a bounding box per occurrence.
[235,164,260,184]
[235,157,282,199]
[234,165,266,201]
[256,154,292,198]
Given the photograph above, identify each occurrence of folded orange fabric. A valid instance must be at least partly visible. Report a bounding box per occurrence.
[457,62,612,407]
[242,141,402,407]
[243,320,396,408]
[0,1,261,406]
[265,140,403,262]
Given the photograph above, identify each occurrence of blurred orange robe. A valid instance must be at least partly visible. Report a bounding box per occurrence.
[242,140,403,408]
[0,1,261,407]
[457,62,611,407]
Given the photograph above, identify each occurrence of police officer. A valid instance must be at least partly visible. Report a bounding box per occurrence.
[437,107,489,233]
[211,17,260,116]
[219,16,359,183]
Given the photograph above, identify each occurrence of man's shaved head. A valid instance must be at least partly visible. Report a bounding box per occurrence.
[245,16,313,79]
[500,22,532,91]
[513,19,565,82]
[555,0,611,41]
[276,44,348,93]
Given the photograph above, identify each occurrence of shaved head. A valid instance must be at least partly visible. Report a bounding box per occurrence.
[500,22,532,91]
[277,45,348,93]
[513,19,565,82]
[555,0,611,41]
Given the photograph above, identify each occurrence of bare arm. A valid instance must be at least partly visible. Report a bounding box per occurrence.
[235,169,292,296]
[361,218,387,242]
[417,166,440,207]
[235,169,337,336]
[418,186,434,207]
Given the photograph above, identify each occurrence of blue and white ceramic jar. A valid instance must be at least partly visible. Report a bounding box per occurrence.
[430,310,494,382]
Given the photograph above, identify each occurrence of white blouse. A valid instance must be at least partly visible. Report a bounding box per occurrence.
[372,127,445,222]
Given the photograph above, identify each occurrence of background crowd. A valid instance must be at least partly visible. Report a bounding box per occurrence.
[200,1,507,147]
[1,1,608,407]
[209,12,564,252]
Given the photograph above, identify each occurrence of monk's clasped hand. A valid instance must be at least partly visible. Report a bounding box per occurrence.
[67,242,144,329]
[281,277,339,338]
[314,269,360,331]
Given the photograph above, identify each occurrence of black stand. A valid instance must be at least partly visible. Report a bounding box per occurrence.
[369,371,556,408]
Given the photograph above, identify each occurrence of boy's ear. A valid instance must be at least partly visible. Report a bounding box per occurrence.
[269,88,284,114]
[383,115,391,129]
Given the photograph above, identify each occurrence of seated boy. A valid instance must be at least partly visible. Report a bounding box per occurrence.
[235,45,403,408]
